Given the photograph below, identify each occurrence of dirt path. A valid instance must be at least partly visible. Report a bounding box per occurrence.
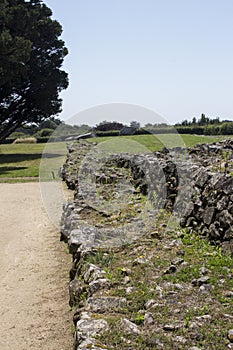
[0,182,73,350]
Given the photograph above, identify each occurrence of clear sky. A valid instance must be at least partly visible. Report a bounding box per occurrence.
[44,0,233,126]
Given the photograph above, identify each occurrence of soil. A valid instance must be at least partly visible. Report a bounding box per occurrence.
[0,182,73,350]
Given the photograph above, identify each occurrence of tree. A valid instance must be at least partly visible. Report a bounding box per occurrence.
[144,123,153,128]
[181,119,189,126]
[0,0,68,142]
[38,117,62,130]
[34,128,54,137]
[220,122,233,135]
[198,113,210,126]
[192,117,197,125]
[95,121,124,131]
[130,121,140,129]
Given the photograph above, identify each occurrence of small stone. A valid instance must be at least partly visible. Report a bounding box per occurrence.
[199,284,214,293]
[199,266,208,275]
[121,318,141,335]
[228,329,233,342]
[79,311,90,320]
[175,335,187,344]
[126,286,136,295]
[88,278,111,296]
[203,206,215,225]
[155,285,163,298]
[154,339,164,349]
[150,231,159,238]
[145,299,158,310]
[83,264,106,284]
[164,265,177,274]
[164,239,183,249]
[144,312,155,326]
[122,276,131,284]
[163,324,178,331]
[192,276,210,287]
[76,318,109,338]
[224,314,233,320]
[86,296,127,313]
[177,250,185,256]
[195,314,212,321]
[173,308,181,314]
[173,283,184,290]
[171,257,184,265]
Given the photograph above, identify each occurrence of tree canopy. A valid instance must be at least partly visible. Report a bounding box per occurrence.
[130,120,141,129]
[95,121,124,131]
[0,0,68,141]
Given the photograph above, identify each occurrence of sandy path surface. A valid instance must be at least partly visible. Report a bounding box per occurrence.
[0,182,73,350]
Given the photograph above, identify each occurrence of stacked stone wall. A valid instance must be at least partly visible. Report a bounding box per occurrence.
[60,139,232,349]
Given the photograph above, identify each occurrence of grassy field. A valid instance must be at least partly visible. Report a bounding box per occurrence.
[0,142,67,182]
[91,134,232,152]
[0,134,232,182]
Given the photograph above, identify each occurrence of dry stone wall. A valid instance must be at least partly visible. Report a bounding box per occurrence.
[60,139,233,349]
[61,139,233,249]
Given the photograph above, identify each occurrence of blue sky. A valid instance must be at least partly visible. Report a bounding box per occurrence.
[44,0,233,126]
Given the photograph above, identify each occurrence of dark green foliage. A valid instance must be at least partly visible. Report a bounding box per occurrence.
[38,117,62,130]
[95,130,120,137]
[0,0,68,141]
[176,126,205,134]
[176,114,221,127]
[34,128,54,137]
[136,127,176,135]
[130,120,141,129]
[95,121,124,131]
[219,122,233,135]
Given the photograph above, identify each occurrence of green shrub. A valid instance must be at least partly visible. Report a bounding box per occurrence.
[8,132,27,139]
[219,122,233,135]
[176,126,205,134]
[34,128,54,137]
[204,124,220,135]
[95,130,120,137]
[141,127,177,134]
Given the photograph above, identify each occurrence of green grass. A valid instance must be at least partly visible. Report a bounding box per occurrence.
[0,142,66,182]
[90,134,232,152]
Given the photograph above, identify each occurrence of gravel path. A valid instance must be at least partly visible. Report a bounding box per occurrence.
[0,182,73,350]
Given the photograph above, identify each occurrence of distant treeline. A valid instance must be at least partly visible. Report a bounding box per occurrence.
[145,123,233,136]
[5,114,233,144]
[94,120,233,137]
[173,114,233,135]
[175,122,233,135]
[94,115,233,136]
